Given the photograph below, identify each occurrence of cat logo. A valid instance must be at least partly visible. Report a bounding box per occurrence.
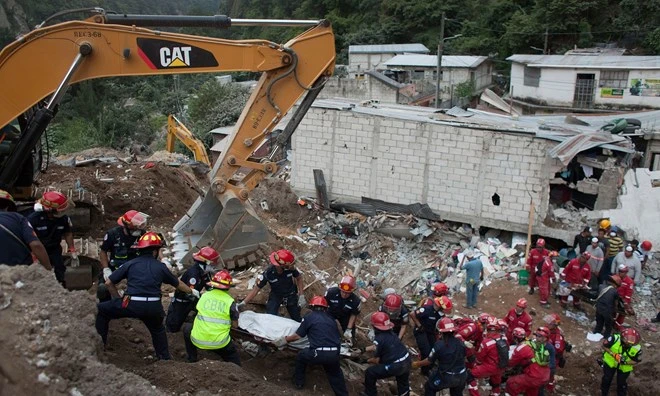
[137,38,218,70]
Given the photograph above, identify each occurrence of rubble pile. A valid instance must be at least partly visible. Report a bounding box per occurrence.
[548,202,592,230]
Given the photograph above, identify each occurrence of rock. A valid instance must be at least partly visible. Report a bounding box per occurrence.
[14,281,25,289]
[37,372,50,384]
[36,359,49,368]
[70,388,84,396]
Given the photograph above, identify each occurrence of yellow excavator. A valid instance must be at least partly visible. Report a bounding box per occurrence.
[166,114,211,166]
[0,8,335,269]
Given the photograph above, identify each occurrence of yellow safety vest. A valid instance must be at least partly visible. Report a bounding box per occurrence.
[526,340,550,366]
[191,289,234,350]
[602,334,641,373]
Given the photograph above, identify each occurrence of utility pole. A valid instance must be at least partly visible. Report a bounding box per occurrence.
[543,27,549,54]
[435,12,445,108]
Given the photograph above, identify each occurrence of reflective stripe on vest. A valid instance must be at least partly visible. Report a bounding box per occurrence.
[602,334,641,373]
[526,340,550,366]
[191,289,233,350]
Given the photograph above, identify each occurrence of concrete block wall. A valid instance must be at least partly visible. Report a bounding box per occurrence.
[319,76,399,103]
[290,107,564,232]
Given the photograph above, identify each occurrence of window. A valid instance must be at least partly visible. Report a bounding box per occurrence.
[411,70,425,80]
[523,66,540,87]
[600,70,629,88]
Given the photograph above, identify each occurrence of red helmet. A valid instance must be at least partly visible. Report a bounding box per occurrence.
[432,282,449,296]
[497,319,509,331]
[118,210,149,228]
[535,326,550,338]
[383,293,403,313]
[581,252,592,261]
[134,232,164,249]
[41,191,69,212]
[434,296,453,312]
[543,313,561,326]
[641,240,652,251]
[371,311,395,331]
[536,238,546,248]
[0,189,16,211]
[621,328,641,345]
[436,317,457,333]
[617,264,629,273]
[478,313,492,325]
[339,275,357,292]
[270,249,295,266]
[486,317,499,331]
[309,295,328,308]
[516,298,528,309]
[193,246,220,265]
[512,327,526,340]
[207,270,233,290]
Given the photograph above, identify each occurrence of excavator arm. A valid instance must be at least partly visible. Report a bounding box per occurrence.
[0,10,335,265]
[166,115,211,166]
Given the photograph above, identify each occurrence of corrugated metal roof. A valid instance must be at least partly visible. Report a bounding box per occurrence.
[507,54,660,69]
[348,43,430,54]
[382,54,487,68]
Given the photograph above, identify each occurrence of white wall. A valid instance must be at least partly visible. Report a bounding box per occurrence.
[319,75,399,103]
[290,107,564,232]
[596,69,660,108]
[348,53,397,75]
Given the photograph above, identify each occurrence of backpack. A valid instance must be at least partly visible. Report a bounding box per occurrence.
[495,337,509,369]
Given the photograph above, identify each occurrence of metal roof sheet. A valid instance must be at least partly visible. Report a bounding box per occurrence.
[383,54,487,68]
[348,43,430,54]
[507,54,660,69]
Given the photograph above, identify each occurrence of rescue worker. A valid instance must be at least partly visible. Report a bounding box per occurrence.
[560,252,591,309]
[0,189,51,269]
[467,316,508,396]
[586,237,605,291]
[239,248,305,322]
[98,210,148,301]
[537,252,557,308]
[454,316,484,369]
[543,314,569,394]
[573,226,592,254]
[183,269,241,365]
[95,232,198,360]
[633,240,652,268]
[615,265,634,331]
[275,296,348,395]
[503,298,533,343]
[413,317,467,396]
[511,327,527,345]
[326,275,361,342]
[410,296,452,376]
[612,245,642,285]
[601,328,642,396]
[593,275,621,339]
[361,311,411,396]
[462,252,484,309]
[27,191,76,286]
[527,239,549,295]
[596,228,610,263]
[378,292,409,340]
[505,327,552,396]
[166,246,220,332]
[602,228,624,283]
[419,282,449,306]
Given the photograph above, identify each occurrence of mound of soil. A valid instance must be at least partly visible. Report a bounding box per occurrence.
[251,177,318,231]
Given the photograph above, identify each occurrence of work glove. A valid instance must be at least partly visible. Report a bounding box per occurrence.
[272,336,287,348]
[463,340,474,349]
[613,353,621,363]
[411,361,422,369]
[70,252,80,268]
[298,294,307,308]
[102,268,112,282]
[236,301,247,312]
[343,328,353,340]
[190,289,200,300]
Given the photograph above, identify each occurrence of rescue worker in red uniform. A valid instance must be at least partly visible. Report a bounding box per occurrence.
[505,327,551,396]
[615,265,634,331]
[467,317,508,396]
[420,282,449,306]
[378,293,409,340]
[503,298,533,343]
[538,252,557,308]
[455,316,484,369]
[542,313,570,394]
[560,252,592,309]
[527,239,549,295]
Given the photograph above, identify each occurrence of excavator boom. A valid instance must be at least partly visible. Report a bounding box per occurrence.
[166,115,211,166]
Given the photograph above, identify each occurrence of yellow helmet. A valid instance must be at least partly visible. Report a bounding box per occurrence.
[599,219,611,230]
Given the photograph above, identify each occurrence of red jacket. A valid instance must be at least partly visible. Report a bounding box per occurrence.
[527,248,549,270]
[548,327,566,356]
[457,320,483,345]
[504,308,533,338]
[539,257,555,281]
[509,342,551,382]
[618,275,634,305]
[561,258,591,285]
[476,332,503,368]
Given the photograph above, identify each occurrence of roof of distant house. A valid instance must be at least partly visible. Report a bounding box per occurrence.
[507,54,660,69]
[348,43,430,54]
[382,54,488,69]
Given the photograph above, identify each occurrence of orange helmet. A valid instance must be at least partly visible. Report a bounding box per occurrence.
[134,232,164,249]
[371,312,394,331]
[339,275,357,292]
[432,282,449,296]
[41,191,69,212]
[207,270,233,290]
[599,219,611,230]
[516,298,528,309]
[434,296,453,312]
[270,249,295,266]
[193,246,220,265]
[0,189,16,211]
[118,210,149,228]
[309,295,328,308]
[621,328,641,345]
[383,293,403,313]
[436,317,457,333]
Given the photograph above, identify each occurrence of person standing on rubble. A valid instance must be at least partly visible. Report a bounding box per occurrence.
[411,296,453,376]
[183,269,241,365]
[527,239,549,295]
[615,265,634,331]
[378,292,409,340]
[466,316,508,396]
[612,245,642,285]
[239,249,305,321]
[325,275,361,343]
[503,298,533,343]
[573,226,593,254]
[166,246,220,332]
[593,275,621,339]
[632,240,652,268]
[586,237,605,291]
[560,252,591,309]
[538,252,557,308]
[28,191,77,287]
[413,317,467,396]
[95,232,198,360]
[361,312,411,396]
[461,251,483,309]
[600,328,642,396]
[98,210,148,302]
[602,227,624,283]
[274,296,348,395]
[0,189,51,270]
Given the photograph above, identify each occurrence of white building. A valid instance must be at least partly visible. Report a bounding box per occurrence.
[507,54,660,111]
[348,43,429,77]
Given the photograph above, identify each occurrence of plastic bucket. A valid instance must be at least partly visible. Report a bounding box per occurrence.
[518,269,529,285]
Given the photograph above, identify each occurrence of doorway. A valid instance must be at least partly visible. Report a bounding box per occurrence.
[573,73,595,108]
